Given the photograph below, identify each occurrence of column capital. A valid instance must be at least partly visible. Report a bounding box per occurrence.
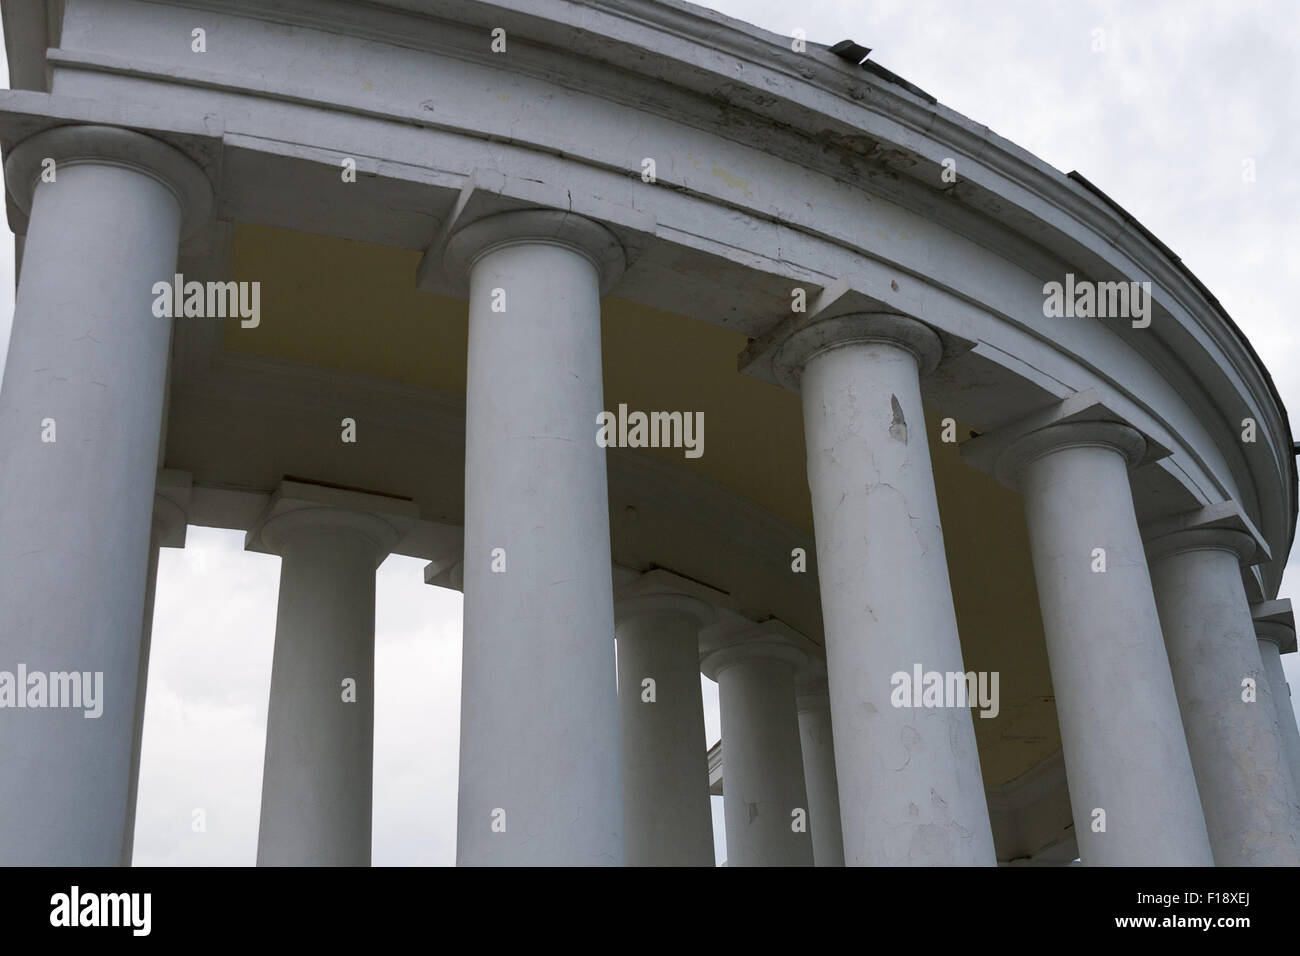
[961,390,1169,492]
[256,508,401,560]
[699,617,811,680]
[612,567,729,628]
[443,209,626,294]
[737,273,970,389]
[5,124,213,239]
[771,311,942,390]
[701,639,806,679]
[1142,501,1271,567]
[1252,599,1298,653]
[615,592,714,629]
[246,479,418,566]
[702,616,811,676]
[998,420,1145,488]
[1145,527,1256,565]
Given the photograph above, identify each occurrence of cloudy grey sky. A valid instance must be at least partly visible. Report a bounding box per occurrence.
[1,0,1298,866]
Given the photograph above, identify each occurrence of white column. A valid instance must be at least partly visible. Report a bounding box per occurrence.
[447,210,625,866]
[122,485,189,866]
[1147,526,1300,864]
[249,502,402,866]
[702,636,813,867]
[1252,601,1300,803]
[615,593,714,866]
[796,668,845,867]
[773,312,995,866]
[1002,421,1213,865]
[0,126,210,866]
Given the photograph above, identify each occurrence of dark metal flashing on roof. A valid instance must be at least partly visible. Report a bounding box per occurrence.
[859,60,937,105]
[828,39,871,64]
[826,39,938,105]
[1066,170,1298,548]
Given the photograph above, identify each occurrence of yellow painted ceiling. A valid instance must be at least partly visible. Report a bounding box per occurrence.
[226,221,1060,785]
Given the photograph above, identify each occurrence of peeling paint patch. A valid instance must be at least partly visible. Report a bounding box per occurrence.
[747,802,760,824]
[889,395,908,444]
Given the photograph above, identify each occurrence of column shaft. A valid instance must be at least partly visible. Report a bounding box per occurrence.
[455,214,623,865]
[1149,535,1300,864]
[789,316,995,866]
[121,525,163,867]
[1256,633,1300,797]
[711,643,813,866]
[257,525,379,866]
[0,135,199,865]
[1016,426,1213,865]
[616,605,714,865]
[797,688,845,866]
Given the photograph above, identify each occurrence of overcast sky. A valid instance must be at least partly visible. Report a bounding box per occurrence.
[1,0,1298,866]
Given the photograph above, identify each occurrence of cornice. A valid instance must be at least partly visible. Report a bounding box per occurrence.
[35,2,1291,493]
